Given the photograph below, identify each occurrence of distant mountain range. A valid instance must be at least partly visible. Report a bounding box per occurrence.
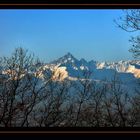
[1,52,140,83]
[1,52,140,95]
[38,53,138,94]
[45,52,140,81]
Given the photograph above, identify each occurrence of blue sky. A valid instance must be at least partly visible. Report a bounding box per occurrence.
[0,9,138,62]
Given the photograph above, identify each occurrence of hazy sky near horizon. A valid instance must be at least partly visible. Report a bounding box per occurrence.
[0,9,139,62]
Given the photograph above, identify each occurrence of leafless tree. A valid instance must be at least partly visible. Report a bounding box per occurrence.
[1,47,140,127]
[115,9,140,59]
[0,47,51,127]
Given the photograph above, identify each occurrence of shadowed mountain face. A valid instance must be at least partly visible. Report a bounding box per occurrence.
[51,52,97,78]
[0,52,140,96]
[1,52,139,83]
[50,53,140,82]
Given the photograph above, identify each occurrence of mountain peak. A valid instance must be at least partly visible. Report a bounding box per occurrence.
[80,58,87,64]
[62,52,77,61]
[51,52,78,65]
[64,52,74,58]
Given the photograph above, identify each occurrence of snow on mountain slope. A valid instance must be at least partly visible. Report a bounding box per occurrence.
[50,53,140,80]
[52,66,68,81]
[1,53,139,95]
[96,60,140,78]
[2,52,139,83]
[51,53,88,78]
[42,53,140,94]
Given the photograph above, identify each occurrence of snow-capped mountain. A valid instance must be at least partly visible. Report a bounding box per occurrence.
[49,52,140,81]
[96,60,140,78]
[42,53,139,94]
[51,52,97,78]
[1,52,140,95]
